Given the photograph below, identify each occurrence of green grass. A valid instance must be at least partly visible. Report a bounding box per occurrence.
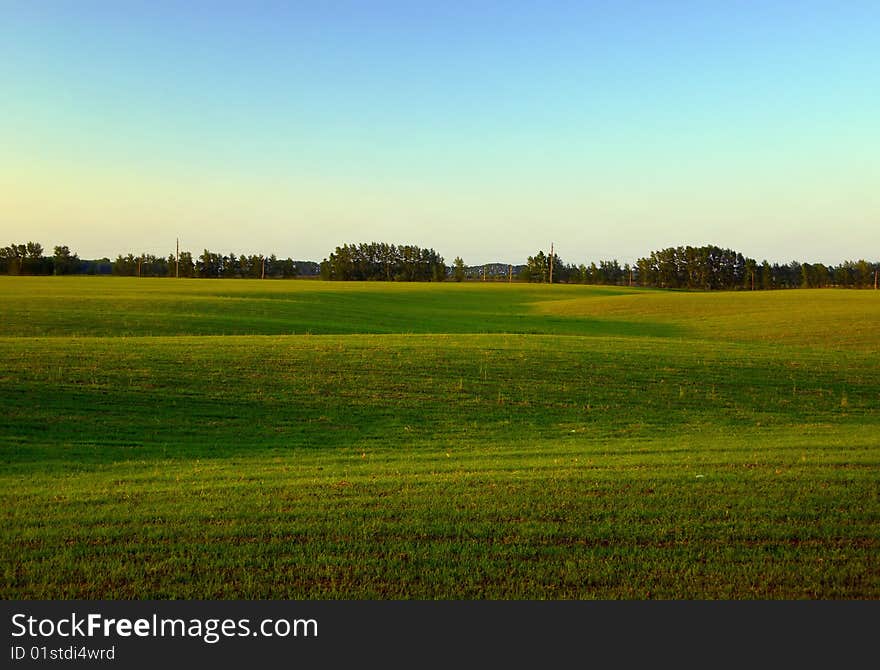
[1,277,878,598]
[0,277,679,338]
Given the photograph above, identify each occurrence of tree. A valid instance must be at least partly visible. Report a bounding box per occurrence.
[197,250,221,278]
[1,244,26,275]
[453,257,466,282]
[10,241,52,275]
[25,241,43,260]
[743,258,758,290]
[320,242,445,281]
[856,260,872,288]
[112,253,136,276]
[599,259,622,285]
[222,253,239,278]
[760,261,773,290]
[524,251,548,283]
[279,258,298,278]
[53,245,80,275]
[178,252,195,278]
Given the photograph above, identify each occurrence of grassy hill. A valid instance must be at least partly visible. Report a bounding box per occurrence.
[1,277,877,598]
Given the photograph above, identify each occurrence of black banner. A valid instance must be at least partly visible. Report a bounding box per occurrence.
[2,600,875,667]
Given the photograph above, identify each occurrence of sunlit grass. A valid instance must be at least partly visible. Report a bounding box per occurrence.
[1,278,877,598]
[534,288,880,351]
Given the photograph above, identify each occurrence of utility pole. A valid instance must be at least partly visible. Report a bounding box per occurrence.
[261,255,266,280]
[549,242,554,284]
[137,255,142,278]
[176,238,179,279]
[508,264,512,283]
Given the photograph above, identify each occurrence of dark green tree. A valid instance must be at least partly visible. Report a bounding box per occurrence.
[453,257,466,282]
[53,245,80,275]
[524,251,548,283]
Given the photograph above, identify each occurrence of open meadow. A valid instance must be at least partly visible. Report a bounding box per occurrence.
[1,277,878,598]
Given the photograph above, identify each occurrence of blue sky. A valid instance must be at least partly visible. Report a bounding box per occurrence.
[1,1,878,264]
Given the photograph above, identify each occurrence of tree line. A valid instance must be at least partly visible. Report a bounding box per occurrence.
[0,242,317,279]
[635,246,878,290]
[522,250,634,285]
[523,244,879,290]
[113,250,313,279]
[2,239,877,289]
[319,242,447,281]
[0,243,97,275]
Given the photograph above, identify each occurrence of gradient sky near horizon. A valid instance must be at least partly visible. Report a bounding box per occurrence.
[2,1,878,265]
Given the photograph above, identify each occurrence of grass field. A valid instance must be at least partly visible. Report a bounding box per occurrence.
[1,277,878,598]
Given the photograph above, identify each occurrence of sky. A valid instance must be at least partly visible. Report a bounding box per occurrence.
[1,1,878,265]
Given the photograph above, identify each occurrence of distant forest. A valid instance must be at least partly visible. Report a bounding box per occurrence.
[1,240,877,290]
[319,243,447,282]
[0,243,319,279]
[526,245,880,290]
